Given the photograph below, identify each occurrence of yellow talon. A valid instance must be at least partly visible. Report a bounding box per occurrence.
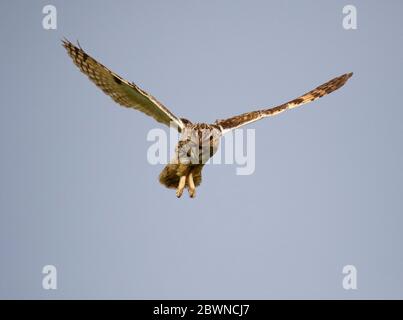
[176,175,186,198]
[187,172,196,198]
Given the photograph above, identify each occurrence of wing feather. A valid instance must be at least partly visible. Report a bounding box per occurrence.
[216,73,353,133]
[62,39,184,131]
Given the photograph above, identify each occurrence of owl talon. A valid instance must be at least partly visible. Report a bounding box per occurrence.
[187,172,196,198]
[176,175,186,198]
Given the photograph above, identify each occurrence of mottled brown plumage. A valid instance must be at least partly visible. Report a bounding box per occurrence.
[63,39,353,198]
[216,73,353,132]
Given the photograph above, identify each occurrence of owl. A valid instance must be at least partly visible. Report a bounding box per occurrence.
[63,40,353,198]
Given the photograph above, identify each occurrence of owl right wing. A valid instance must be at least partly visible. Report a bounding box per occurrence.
[215,73,353,134]
[63,39,185,131]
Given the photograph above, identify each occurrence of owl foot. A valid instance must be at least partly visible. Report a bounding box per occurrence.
[187,172,196,198]
[188,189,196,198]
[176,175,186,198]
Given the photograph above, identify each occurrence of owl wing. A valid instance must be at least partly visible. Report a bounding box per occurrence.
[215,72,353,134]
[62,39,185,131]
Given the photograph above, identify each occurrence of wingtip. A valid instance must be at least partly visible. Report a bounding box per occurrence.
[61,37,71,48]
[61,38,82,50]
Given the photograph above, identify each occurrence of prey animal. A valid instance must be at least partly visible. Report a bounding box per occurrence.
[63,40,353,198]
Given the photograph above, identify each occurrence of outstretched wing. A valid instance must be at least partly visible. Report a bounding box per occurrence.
[62,39,185,131]
[215,73,353,134]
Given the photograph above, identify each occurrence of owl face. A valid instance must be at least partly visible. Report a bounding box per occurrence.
[178,124,221,164]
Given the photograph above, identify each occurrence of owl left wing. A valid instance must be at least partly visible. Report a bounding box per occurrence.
[62,39,185,131]
[215,72,353,134]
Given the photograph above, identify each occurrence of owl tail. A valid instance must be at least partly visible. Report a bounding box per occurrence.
[159,163,203,189]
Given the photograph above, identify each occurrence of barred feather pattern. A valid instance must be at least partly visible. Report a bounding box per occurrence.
[216,72,353,133]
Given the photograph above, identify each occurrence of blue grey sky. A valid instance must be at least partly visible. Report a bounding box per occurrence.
[0,0,402,299]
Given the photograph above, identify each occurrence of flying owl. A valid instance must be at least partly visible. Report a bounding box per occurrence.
[63,40,353,198]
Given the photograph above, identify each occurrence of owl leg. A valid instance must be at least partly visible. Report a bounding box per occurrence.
[187,172,196,198]
[176,175,187,198]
